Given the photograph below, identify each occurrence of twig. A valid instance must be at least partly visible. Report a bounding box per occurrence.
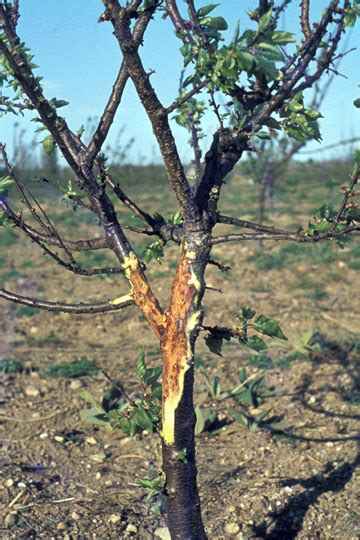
[0,288,134,314]
[0,410,68,423]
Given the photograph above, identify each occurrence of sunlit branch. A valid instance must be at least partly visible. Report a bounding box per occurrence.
[166,78,210,115]
[331,165,359,230]
[104,3,201,227]
[216,214,287,235]
[86,9,153,162]
[211,225,360,245]
[0,287,133,314]
[300,0,312,39]
[299,137,360,154]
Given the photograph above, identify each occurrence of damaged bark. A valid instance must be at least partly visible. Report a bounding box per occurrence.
[161,234,210,539]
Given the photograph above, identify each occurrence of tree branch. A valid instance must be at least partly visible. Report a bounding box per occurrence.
[0,287,133,314]
[211,225,360,245]
[103,3,202,228]
[216,214,287,235]
[86,9,153,162]
[300,0,312,39]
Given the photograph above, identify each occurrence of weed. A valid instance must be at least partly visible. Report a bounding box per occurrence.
[293,278,328,301]
[0,229,18,247]
[44,358,99,378]
[0,357,23,373]
[350,259,360,271]
[16,305,37,317]
[350,243,360,258]
[1,270,27,281]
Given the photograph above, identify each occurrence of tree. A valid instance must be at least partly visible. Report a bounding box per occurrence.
[0,1,359,538]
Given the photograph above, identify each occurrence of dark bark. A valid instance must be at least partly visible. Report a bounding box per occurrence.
[162,368,207,540]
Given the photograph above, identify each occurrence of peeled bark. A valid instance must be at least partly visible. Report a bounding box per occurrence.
[161,235,210,539]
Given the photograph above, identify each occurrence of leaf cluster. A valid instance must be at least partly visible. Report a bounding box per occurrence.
[205,306,287,356]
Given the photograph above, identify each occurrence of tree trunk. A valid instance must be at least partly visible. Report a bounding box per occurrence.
[161,235,209,539]
[162,368,206,539]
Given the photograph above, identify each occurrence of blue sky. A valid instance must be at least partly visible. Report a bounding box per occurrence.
[1,1,360,164]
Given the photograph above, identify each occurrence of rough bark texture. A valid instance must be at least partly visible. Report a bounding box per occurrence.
[162,369,206,540]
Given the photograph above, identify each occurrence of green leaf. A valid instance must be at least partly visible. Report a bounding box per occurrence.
[119,417,132,435]
[252,314,287,340]
[136,349,147,382]
[264,117,282,130]
[145,366,162,388]
[195,407,218,434]
[354,149,360,164]
[229,408,250,428]
[354,98,360,108]
[241,306,256,320]
[0,176,13,194]
[196,3,220,18]
[76,389,99,407]
[256,130,271,140]
[133,407,154,432]
[246,335,268,352]
[42,135,56,156]
[344,8,357,27]
[144,240,164,264]
[236,50,255,72]
[205,334,223,356]
[258,7,272,33]
[270,31,296,45]
[201,16,228,30]
[49,98,69,109]
[257,42,284,62]
[80,407,109,426]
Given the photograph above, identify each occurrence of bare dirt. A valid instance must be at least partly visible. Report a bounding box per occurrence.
[1,171,360,539]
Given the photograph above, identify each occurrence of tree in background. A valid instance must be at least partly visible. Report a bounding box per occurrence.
[243,78,360,223]
[1,1,359,538]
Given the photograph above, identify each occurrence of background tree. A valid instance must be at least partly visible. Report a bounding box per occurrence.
[1,1,359,538]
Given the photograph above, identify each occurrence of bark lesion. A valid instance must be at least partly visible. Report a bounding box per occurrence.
[162,246,200,445]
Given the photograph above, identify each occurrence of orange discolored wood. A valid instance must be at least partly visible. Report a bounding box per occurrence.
[162,247,200,444]
[123,252,166,339]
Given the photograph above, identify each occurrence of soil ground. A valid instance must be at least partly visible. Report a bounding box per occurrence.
[1,162,359,539]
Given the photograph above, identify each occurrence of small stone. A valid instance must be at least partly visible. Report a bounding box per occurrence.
[309,396,316,404]
[24,385,40,398]
[90,452,106,463]
[284,486,293,494]
[6,479,14,488]
[5,513,16,528]
[227,505,236,513]
[126,523,138,533]
[109,513,121,524]
[225,522,240,535]
[54,436,64,443]
[69,379,83,390]
[120,437,130,446]
[71,511,81,521]
[29,326,38,334]
[96,472,101,480]
[154,528,171,539]
[86,437,97,445]
[57,522,67,530]
[39,432,48,439]
[17,482,27,488]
